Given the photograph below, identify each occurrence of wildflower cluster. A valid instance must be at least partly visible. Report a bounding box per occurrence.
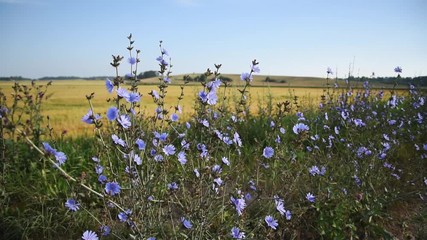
[32,35,427,239]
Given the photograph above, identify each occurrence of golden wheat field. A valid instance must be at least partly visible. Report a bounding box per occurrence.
[0,79,392,137]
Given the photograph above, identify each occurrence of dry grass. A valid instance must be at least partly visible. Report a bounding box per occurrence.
[0,79,399,137]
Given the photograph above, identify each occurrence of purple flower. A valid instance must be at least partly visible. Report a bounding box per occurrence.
[105,182,121,196]
[128,57,136,65]
[222,157,230,166]
[82,230,98,240]
[98,175,107,184]
[163,77,171,84]
[117,87,129,99]
[65,198,80,211]
[207,78,222,89]
[154,154,164,162]
[82,109,101,124]
[274,196,286,216]
[105,78,114,93]
[214,177,223,186]
[178,151,187,165]
[154,132,168,142]
[135,138,146,150]
[112,134,126,147]
[125,92,140,103]
[240,72,252,82]
[245,192,252,200]
[285,210,292,220]
[167,182,179,190]
[170,113,179,122]
[265,215,278,230]
[134,154,142,165]
[163,144,176,156]
[99,225,110,236]
[201,119,209,128]
[95,164,103,175]
[118,115,131,129]
[194,168,200,178]
[181,217,193,229]
[231,227,245,239]
[306,192,315,203]
[353,175,362,186]
[161,48,169,56]
[199,90,208,103]
[263,147,274,159]
[251,64,260,73]
[233,132,242,147]
[308,166,320,176]
[353,118,366,127]
[320,166,326,175]
[118,209,132,222]
[207,90,218,105]
[293,123,309,134]
[151,89,160,100]
[156,56,168,66]
[106,107,119,121]
[231,196,246,216]
[249,180,256,191]
[54,151,67,165]
[212,164,222,173]
[42,142,56,155]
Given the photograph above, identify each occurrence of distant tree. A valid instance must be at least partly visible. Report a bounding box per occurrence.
[138,70,159,79]
[0,76,31,81]
[218,76,232,82]
[194,74,207,82]
[264,76,286,83]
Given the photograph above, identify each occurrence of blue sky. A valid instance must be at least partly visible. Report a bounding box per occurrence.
[0,0,426,79]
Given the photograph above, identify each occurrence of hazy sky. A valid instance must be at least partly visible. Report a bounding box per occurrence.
[0,0,426,79]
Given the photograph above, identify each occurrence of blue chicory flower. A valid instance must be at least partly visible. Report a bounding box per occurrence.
[231,227,245,239]
[163,144,176,156]
[82,230,98,240]
[99,225,110,236]
[306,192,315,203]
[178,151,187,165]
[128,57,136,65]
[118,115,131,129]
[82,109,101,124]
[240,72,252,82]
[170,113,179,122]
[231,196,246,216]
[181,217,192,229]
[111,134,126,147]
[265,215,278,230]
[293,123,309,134]
[263,147,274,159]
[135,138,146,150]
[65,198,80,211]
[106,107,119,121]
[105,78,114,93]
[105,182,121,196]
